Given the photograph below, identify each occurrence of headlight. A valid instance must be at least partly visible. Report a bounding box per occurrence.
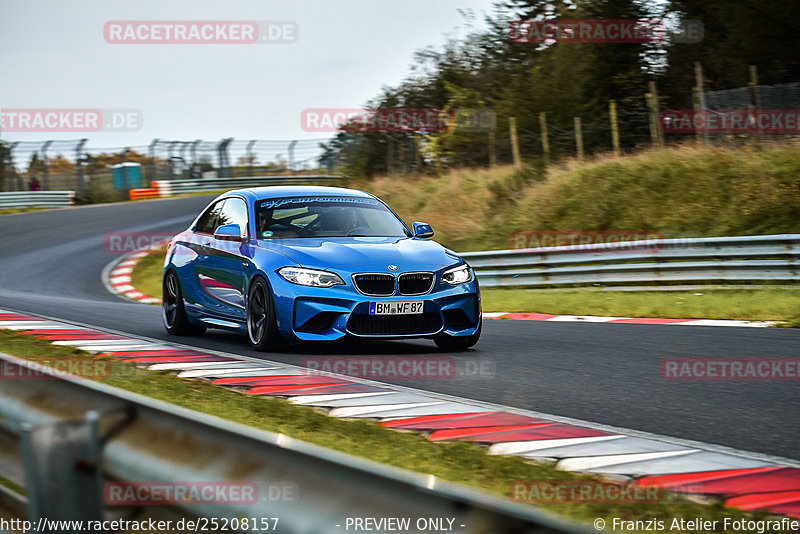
[442,264,472,285]
[278,267,344,288]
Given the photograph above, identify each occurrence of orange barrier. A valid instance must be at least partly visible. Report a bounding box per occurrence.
[129,188,160,200]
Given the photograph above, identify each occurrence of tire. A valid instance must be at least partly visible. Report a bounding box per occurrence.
[433,321,481,351]
[247,277,287,351]
[163,270,206,336]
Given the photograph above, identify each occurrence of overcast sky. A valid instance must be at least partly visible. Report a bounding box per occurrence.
[0,0,496,150]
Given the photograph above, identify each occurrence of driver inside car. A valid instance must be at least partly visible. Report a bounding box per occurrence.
[325,207,359,234]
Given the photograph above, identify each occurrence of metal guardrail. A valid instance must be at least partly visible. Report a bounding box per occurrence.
[462,234,800,287]
[0,191,75,209]
[0,352,585,534]
[152,175,340,197]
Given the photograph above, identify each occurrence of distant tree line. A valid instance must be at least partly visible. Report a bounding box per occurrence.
[320,0,800,177]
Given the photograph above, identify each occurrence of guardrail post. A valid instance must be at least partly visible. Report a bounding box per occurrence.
[20,411,105,532]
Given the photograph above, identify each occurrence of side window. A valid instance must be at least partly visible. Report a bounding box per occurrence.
[216,197,249,237]
[194,201,224,234]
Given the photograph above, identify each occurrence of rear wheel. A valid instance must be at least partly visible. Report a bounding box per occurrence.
[247,277,287,351]
[163,270,205,336]
[434,321,481,351]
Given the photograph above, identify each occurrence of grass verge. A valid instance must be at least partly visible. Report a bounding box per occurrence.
[355,145,800,252]
[482,288,800,327]
[0,207,55,216]
[129,245,167,300]
[0,328,779,530]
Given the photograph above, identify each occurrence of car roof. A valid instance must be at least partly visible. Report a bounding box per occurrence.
[235,185,374,201]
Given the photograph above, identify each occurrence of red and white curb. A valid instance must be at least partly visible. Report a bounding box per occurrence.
[1,308,798,519]
[483,312,776,328]
[102,249,162,305]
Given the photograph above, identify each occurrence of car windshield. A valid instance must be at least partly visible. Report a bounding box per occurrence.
[255,196,411,238]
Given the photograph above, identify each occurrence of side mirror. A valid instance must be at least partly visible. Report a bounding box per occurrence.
[412,222,434,239]
[214,223,245,242]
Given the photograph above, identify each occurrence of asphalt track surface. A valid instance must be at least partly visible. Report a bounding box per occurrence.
[0,196,798,460]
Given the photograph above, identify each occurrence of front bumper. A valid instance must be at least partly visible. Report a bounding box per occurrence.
[270,273,481,342]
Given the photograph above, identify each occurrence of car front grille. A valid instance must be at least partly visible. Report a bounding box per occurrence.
[347,313,442,336]
[397,272,433,295]
[352,273,395,296]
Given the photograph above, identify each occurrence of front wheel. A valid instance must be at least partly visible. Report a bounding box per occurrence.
[434,321,481,351]
[247,277,287,351]
[163,270,205,336]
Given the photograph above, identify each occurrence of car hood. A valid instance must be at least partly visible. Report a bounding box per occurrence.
[255,237,461,271]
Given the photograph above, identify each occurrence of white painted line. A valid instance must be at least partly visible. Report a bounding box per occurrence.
[177,367,281,379]
[486,312,777,327]
[66,344,159,351]
[665,319,775,327]
[0,322,73,329]
[289,392,393,405]
[52,339,150,347]
[147,361,254,371]
[489,436,624,456]
[546,315,632,322]
[329,402,445,418]
[371,402,486,420]
[299,392,437,408]
[558,450,695,472]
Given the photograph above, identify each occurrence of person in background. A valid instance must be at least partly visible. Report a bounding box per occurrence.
[28,177,41,191]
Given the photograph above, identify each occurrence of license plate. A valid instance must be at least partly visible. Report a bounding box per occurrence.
[369,301,424,315]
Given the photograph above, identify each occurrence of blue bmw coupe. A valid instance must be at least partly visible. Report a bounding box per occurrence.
[162,186,481,351]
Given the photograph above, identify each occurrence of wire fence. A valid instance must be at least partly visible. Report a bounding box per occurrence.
[2,81,798,198]
[0,137,333,202]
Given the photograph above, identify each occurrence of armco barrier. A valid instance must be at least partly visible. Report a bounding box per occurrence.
[0,191,75,209]
[152,175,340,197]
[462,234,800,288]
[0,352,584,534]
